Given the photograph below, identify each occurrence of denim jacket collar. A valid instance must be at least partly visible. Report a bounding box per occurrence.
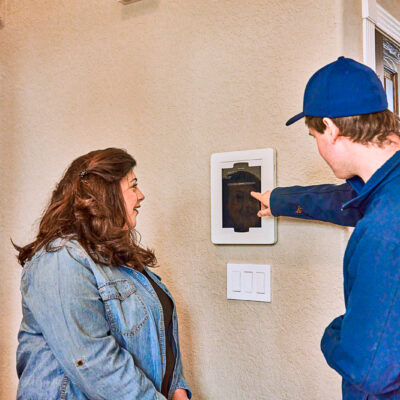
[342,150,400,210]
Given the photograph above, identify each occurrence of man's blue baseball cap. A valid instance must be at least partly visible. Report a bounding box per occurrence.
[286,56,388,126]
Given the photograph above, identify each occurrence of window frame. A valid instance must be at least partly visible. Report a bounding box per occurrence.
[362,0,400,70]
[383,65,399,115]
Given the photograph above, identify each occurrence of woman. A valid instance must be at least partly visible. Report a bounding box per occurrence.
[15,148,191,400]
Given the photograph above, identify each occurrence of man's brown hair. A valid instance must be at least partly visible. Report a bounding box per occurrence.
[305,109,400,145]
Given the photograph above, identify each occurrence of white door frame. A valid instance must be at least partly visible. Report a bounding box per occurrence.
[363,0,400,71]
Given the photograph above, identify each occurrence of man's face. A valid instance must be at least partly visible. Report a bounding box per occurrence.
[308,127,355,180]
[309,127,332,165]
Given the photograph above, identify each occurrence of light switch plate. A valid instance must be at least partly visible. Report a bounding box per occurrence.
[227,264,271,302]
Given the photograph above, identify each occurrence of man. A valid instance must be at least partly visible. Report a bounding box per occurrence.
[252,56,400,400]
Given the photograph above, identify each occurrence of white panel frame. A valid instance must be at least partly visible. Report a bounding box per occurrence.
[363,0,400,70]
[211,148,276,245]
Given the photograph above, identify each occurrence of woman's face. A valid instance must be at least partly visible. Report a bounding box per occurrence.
[120,169,145,228]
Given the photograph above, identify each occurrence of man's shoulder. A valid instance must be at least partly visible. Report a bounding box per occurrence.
[372,175,400,213]
[360,189,400,243]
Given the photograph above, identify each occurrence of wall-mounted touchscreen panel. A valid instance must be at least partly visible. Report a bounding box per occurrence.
[211,148,276,244]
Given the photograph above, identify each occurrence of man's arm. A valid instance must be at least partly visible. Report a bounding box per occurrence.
[252,183,362,227]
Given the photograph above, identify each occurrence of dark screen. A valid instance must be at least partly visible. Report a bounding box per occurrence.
[222,163,261,232]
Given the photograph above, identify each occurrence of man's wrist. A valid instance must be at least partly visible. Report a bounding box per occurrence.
[269,187,279,217]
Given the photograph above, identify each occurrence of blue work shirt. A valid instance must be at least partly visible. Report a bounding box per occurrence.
[17,239,192,400]
[270,151,400,400]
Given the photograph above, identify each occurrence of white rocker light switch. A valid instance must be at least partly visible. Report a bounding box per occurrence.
[227,264,271,302]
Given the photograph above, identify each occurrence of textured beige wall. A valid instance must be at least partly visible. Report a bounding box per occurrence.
[0,0,377,399]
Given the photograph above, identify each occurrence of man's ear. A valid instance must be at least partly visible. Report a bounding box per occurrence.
[322,118,341,144]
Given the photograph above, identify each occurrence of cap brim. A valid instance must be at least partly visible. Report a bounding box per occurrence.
[286,112,305,126]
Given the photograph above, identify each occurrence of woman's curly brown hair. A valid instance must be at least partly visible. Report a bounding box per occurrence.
[14,148,156,271]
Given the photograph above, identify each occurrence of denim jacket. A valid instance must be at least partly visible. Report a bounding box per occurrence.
[17,239,192,400]
[270,151,400,400]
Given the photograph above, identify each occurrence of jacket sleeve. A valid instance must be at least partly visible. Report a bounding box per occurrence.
[321,235,400,395]
[270,183,361,227]
[21,245,167,400]
[172,319,192,399]
[174,357,192,399]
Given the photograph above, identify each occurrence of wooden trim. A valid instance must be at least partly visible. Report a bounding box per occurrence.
[363,17,376,70]
[377,4,400,46]
[362,0,377,70]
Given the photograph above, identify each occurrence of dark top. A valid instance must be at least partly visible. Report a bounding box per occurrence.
[143,270,175,397]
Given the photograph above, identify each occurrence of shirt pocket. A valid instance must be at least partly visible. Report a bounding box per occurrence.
[98,279,149,337]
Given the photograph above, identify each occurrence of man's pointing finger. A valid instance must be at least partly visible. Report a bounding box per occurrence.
[251,191,261,201]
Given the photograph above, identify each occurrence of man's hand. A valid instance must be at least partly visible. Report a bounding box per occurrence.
[172,388,189,400]
[251,190,273,217]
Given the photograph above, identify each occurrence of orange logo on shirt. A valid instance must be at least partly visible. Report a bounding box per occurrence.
[296,205,303,214]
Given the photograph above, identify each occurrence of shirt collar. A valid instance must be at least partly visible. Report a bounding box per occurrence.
[342,150,400,210]
[346,175,364,194]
